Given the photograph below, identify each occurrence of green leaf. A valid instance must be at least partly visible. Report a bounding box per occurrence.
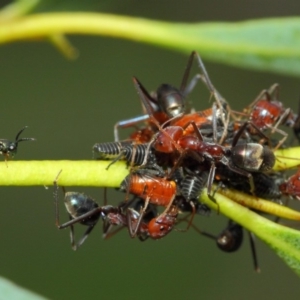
[200,191,300,276]
[0,13,300,76]
[0,276,48,300]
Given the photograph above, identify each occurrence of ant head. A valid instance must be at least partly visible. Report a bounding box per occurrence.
[147,218,173,239]
[148,205,178,240]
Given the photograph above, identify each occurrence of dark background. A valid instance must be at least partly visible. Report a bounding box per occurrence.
[0,1,300,299]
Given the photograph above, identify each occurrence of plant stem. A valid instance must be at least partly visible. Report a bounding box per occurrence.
[0,160,128,187]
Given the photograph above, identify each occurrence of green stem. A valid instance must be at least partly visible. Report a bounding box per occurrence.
[0,146,298,186]
[0,160,128,187]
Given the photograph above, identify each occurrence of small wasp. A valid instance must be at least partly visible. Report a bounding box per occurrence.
[0,126,35,160]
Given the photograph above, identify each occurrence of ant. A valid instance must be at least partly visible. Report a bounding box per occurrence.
[54,172,102,250]
[119,169,177,209]
[279,169,300,200]
[241,83,296,149]
[215,167,282,201]
[113,51,191,142]
[54,172,179,249]
[217,220,260,272]
[114,51,229,143]
[102,198,158,241]
[125,203,179,240]
[0,126,35,160]
[190,219,260,272]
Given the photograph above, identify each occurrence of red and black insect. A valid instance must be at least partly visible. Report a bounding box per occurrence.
[151,119,274,198]
[119,170,177,209]
[114,51,228,143]
[279,169,300,200]
[113,51,196,142]
[239,84,296,149]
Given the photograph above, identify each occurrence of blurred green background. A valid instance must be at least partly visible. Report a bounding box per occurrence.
[0,0,300,299]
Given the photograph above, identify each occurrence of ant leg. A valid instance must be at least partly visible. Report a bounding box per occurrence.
[231,121,271,148]
[54,170,63,228]
[176,201,196,232]
[114,115,150,142]
[227,162,255,195]
[179,51,196,93]
[248,231,260,273]
[231,122,250,147]
[103,225,127,240]
[206,163,216,202]
[267,83,280,99]
[72,224,95,251]
[243,89,271,115]
[133,77,160,127]
[182,74,201,97]
[69,217,76,249]
[160,194,176,217]
[55,207,102,229]
[186,218,217,240]
[269,126,288,150]
[206,163,220,213]
[197,73,231,144]
[127,197,150,238]
[194,52,230,125]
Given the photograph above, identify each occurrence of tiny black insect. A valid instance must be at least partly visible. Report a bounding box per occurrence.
[0,126,35,160]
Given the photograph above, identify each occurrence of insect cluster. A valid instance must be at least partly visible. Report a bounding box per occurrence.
[53,51,300,271]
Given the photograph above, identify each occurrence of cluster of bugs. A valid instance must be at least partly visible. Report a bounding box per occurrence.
[53,51,300,271]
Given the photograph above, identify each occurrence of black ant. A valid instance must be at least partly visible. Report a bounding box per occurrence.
[54,171,101,250]
[190,219,260,272]
[54,171,179,249]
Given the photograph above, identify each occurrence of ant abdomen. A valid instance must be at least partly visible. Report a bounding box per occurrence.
[156,84,185,118]
[231,143,275,173]
[64,192,100,226]
[216,221,243,253]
